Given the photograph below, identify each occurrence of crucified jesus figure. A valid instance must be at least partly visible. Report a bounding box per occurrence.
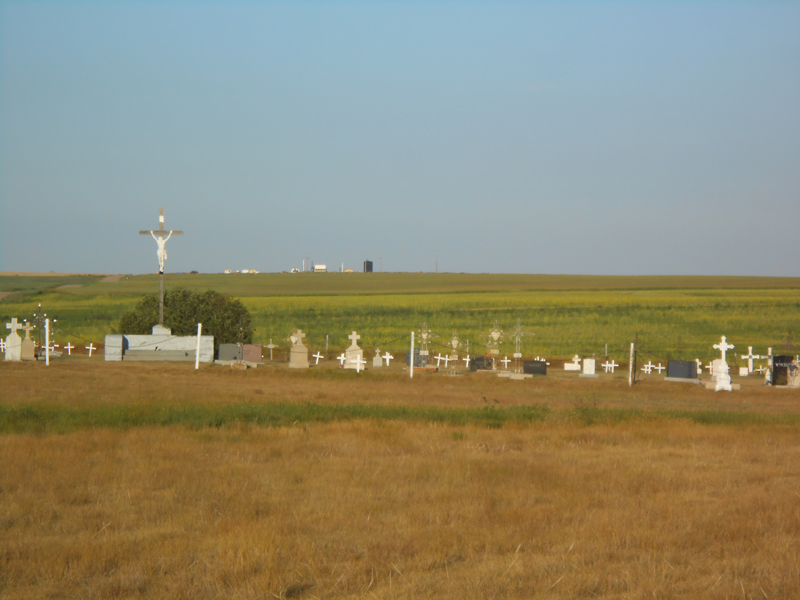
[151,231,172,274]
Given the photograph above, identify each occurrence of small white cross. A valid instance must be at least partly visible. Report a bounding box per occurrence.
[653,363,665,374]
[355,355,367,373]
[266,339,277,360]
[86,343,96,357]
[434,353,444,367]
[337,353,346,366]
[706,364,714,374]
[571,354,581,365]
[602,360,618,373]
[382,351,394,366]
[441,354,451,368]
[755,365,766,374]
[713,335,734,363]
[0,339,5,353]
[641,361,654,374]
[348,331,360,344]
[500,356,511,369]
[740,346,760,373]
[312,351,324,365]
[64,343,74,355]
[463,354,471,368]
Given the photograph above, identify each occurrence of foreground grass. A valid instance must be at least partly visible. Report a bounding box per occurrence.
[3,422,800,599]
[3,400,800,436]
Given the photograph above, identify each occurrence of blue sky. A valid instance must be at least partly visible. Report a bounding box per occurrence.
[1,1,798,275]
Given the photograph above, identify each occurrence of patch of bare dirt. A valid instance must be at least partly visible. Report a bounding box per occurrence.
[100,275,124,283]
[0,291,14,302]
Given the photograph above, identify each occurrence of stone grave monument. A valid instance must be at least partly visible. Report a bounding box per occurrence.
[580,357,599,378]
[288,330,309,369]
[665,360,701,384]
[4,318,23,362]
[105,324,213,363]
[344,331,364,370]
[564,355,581,371]
[705,335,738,391]
[20,322,36,361]
[373,348,383,368]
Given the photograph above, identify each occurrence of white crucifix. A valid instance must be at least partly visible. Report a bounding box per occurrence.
[382,351,394,366]
[500,356,511,369]
[713,335,734,363]
[463,354,471,368]
[641,361,654,374]
[434,353,444,367]
[266,339,277,361]
[337,353,346,366]
[653,363,665,374]
[740,346,760,373]
[312,351,324,365]
[86,343,96,357]
[602,360,618,373]
[355,355,367,373]
[140,207,183,274]
[64,343,74,355]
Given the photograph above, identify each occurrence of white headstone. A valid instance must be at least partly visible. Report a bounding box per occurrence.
[288,329,309,369]
[564,354,581,371]
[583,358,596,375]
[4,318,22,361]
[741,346,760,373]
[344,331,364,370]
[373,349,383,368]
[739,367,749,376]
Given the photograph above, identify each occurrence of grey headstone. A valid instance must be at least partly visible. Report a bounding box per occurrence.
[218,344,242,361]
[666,360,696,379]
[470,356,494,371]
[406,348,428,368]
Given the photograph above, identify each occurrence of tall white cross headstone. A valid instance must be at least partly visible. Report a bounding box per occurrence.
[5,317,23,361]
[713,336,735,363]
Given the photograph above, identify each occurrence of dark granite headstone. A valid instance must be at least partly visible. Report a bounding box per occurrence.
[406,348,428,368]
[523,360,547,375]
[470,356,494,371]
[667,360,697,379]
[772,355,793,386]
[218,343,242,361]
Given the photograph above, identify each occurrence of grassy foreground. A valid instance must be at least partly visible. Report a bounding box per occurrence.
[2,359,800,599]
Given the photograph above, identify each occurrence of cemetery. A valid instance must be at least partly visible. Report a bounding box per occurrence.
[2,265,800,600]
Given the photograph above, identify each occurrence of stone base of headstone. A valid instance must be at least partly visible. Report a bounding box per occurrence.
[739,367,749,376]
[509,373,532,380]
[705,381,740,391]
[496,371,512,378]
[664,377,702,384]
[579,373,600,378]
[105,332,214,362]
[564,363,581,371]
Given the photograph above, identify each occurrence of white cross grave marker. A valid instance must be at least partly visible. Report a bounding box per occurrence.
[337,353,347,367]
[313,351,324,365]
[500,356,511,369]
[355,355,367,373]
[266,339,277,361]
[64,343,74,356]
[653,363,665,374]
[382,351,394,366]
[740,346,760,373]
[602,360,618,373]
[86,343,96,357]
[0,340,5,353]
[441,354,451,368]
[434,353,444,367]
[706,364,714,375]
[641,361,654,374]
[713,335,734,363]
[755,365,766,375]
[463,354,471,368]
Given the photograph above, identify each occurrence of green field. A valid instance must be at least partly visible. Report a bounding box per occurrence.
[2,273,799,362]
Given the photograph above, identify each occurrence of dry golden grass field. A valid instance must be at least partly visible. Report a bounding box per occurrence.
[2,360,800,599]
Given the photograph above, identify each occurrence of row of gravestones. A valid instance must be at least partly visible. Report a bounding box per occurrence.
[286,330,394,372]
[4,317,95,362]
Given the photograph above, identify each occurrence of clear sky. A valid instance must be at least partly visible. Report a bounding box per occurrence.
[1,1,798,276]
